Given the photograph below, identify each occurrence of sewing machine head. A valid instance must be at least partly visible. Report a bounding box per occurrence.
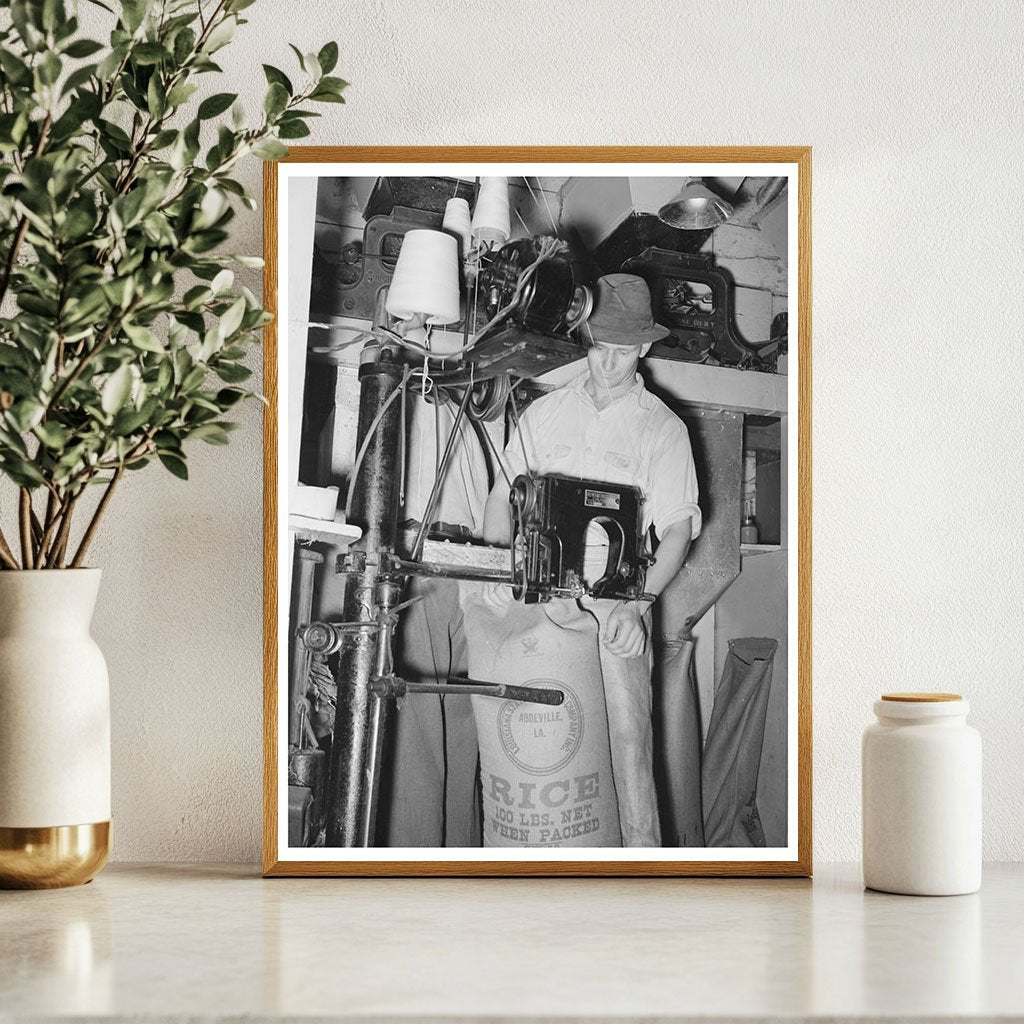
[508,473,649,603]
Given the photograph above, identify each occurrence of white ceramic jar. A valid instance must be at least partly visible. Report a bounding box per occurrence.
[862,693,981,895]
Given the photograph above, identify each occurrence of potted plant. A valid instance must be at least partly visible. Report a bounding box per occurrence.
[0,0,346,887]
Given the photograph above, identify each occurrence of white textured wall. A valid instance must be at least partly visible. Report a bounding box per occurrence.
[78,1,1024,863]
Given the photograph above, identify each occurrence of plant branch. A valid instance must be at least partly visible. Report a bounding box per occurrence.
[0,526,19,570]
[18,489,34,569]
[35,486,67,565]
[29,506,43,545]
[70,464,124,567]
[45,491,79,569]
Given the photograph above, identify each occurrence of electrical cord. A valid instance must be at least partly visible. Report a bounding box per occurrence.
[410,382,475,562]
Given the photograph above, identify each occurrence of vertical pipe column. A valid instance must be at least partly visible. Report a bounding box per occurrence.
[288,545,323,747]
[324,347,405,847]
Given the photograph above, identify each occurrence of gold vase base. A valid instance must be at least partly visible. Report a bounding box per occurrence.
[0,821,110,889]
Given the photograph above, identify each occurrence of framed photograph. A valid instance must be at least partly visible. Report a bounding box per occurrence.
[263,147,811,876]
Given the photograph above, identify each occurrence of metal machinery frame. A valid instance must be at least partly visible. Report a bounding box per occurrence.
[294,237,595,847]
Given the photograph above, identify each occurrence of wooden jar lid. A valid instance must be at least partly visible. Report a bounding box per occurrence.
[881,692,962,702]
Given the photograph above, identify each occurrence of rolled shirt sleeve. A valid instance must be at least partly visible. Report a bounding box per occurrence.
[644,413,702,541]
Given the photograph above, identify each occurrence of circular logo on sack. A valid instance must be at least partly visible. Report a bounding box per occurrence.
[498,680,583,775]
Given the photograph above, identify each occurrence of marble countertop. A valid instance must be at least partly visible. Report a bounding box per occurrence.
[2,862,1021,1022]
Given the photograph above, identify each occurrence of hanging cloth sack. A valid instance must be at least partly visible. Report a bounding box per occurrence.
[462,590,622,848]
[702,636,778,847]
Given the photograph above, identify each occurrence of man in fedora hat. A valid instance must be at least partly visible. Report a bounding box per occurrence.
[481,273,702,846]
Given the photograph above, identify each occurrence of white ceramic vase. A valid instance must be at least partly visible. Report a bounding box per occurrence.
[862,693,981,896]
[0,569,111,888]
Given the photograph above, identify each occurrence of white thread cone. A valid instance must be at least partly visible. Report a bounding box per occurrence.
[442,197,472,255]
[385,229,461,325]
[471,176,510,246]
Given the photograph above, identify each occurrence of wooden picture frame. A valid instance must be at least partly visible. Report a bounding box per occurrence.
[263,147,811,876]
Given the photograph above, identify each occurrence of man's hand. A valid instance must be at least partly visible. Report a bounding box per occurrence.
[602,601,648,659]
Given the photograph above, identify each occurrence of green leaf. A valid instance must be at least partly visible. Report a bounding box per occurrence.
[203,16,236,53]
[190,422,230,445]
[251,137,287,160]
[172,26,196,65]
[264,82,288,118]
[2,456,46,487]
[0,420,30,455]
[213,362,251,384]
[299,51,321,81]
[198,91,236,119]
[262,64,292,94]
[146,74,166,117]
[112,406,150,435]
[210,269,234,294]
[149,128,177,149]
[181,365,206,391]
[123,322,164,353]
[10,399,45,432]
[158,452,188,479]
[309,88,346,104]
[63,38,104,58]
[0,50,33,87]
[156,359,173,391]
[277,120,310,140]
[0,346,30,371]
[101,365,133,415]
[121,0,152,33]
[17,292,57,317]
[58,13,78,42]
[102,277,134,308]
[216,388,247,408]
[42,0,66,33]
[99,118,132,148]
[60,63,97,96]
[218,295,246,339]
[96,43,128,81]
[113,188,147,229]
[10,1,45,52]
[317,41,339,75]
[132,43,168,66]
[182,285,211,310]
[38,51,62,86]
[166,82,199,107]
[34,421,70,449]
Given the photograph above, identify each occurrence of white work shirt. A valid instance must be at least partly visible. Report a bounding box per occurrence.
[500,372,701,580]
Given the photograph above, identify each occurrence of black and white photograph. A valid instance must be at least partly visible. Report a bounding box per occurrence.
[266,151,810,874]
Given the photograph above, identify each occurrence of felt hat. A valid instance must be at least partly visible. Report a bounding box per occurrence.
[585,273,669,346]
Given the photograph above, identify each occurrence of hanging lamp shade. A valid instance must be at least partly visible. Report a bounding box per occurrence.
[658,177,734,229]
[471,176,510,246]
[385,229,461,325]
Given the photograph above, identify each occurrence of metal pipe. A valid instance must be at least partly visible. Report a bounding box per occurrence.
[360,581,401,846]
[370,675,565,706]
[288,546,323,746]
[324,347,405,848]
[388,555,513,585]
